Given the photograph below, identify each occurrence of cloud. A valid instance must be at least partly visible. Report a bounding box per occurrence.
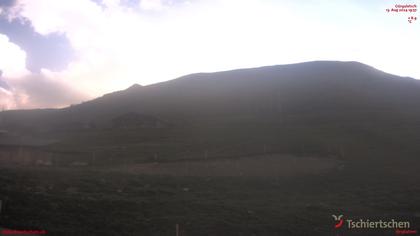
[6,72,90,109]
[0,34,88,109]
[0,70,11,90]
[0,71,90,109]
[0,16,75,73]
[0,2,88,109]
[139,0,163,10]
[0,0,17,15]
[0,33,29,77]
[0,0,418,110]
[0,0,16,8]
[0,91,15,110]
[0,0,22,19]
[0,70,16,109]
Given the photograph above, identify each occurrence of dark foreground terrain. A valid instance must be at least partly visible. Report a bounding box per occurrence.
[0,156,419,236]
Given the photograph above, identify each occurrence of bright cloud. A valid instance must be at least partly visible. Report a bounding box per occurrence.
[0,33,29,78]
[0,33,28,109]
[0,33,88,109]
[140,0,164,10]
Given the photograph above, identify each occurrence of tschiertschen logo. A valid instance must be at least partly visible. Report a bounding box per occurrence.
[332,214,344,229]
[331,214,418,235]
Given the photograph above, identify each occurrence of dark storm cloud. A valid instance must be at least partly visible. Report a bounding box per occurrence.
[0,16,75,73]
[9,73,89,108]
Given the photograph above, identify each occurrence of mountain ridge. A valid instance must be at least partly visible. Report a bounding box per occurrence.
[1,60,420,130]
[1,60,420,162]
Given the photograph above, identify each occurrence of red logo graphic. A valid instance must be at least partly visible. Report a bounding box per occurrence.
[332,215,344,229]
[408,16,417,23]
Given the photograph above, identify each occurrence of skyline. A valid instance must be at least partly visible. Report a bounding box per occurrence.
[0,0,419,109]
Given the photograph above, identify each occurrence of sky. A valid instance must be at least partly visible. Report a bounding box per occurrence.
[0,0,419,109]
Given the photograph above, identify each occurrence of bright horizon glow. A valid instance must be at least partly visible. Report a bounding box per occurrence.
[0,0,419,109]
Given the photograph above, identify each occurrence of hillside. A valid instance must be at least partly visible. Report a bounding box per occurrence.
[1,61,420,163]
[1,61,420,235]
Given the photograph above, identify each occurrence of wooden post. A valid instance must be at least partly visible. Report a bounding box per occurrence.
[175,224,179,236]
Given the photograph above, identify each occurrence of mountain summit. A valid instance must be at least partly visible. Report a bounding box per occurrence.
[1,60,420,161]
[2,61,420,126]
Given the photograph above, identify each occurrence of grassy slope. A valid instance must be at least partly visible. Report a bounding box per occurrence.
[0,163,419,236]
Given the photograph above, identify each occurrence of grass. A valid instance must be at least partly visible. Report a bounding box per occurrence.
[1,113,420,235]
[0,159,419,235]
